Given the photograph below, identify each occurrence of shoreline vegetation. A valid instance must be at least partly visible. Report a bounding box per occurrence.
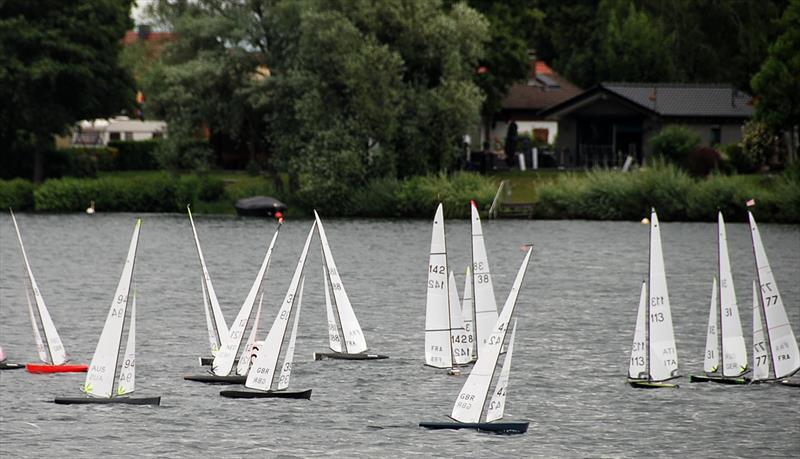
[1,164,798,222]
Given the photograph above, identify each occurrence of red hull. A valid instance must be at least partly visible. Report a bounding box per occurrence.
[26,363,88,374]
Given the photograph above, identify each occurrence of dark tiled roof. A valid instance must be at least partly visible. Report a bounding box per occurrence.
[602,83,754,118]
[501,63,582,111]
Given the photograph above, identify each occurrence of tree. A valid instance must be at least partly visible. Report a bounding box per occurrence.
[0,0,134,182]
[751,0,800,163]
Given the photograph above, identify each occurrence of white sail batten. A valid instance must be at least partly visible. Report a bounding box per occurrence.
[485,320,517,422]
[628,281,648,379]
[314,211,367,353]
[117,293,136,396]
[246,222,316,392]
[461,266,476,361]
[702,278,719,374]
[425,204,452,368]
[323,263,343,352]
[748,212,800,379]
[752,280,770,381]
[236,293,264,376]
[449,271,471,366]
[11,210,68,365]
[278,278,304,390]
[451,246,532,424]
[647,210,679,382]
[85,219,141,398]
[213,225,281,376]
[717,213,748,377]
[188,206,228,348]
[470,201,499,354]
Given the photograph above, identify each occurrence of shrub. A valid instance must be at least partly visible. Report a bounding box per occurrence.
[175,174,225,208]
[108,140,160,170]
[687,146,721,177]
[533,174,585,219]
[0,179,35,210]
[396,172,495,218]
[346,177,401,217]
[649,125,700,167]
[741,121,776,171]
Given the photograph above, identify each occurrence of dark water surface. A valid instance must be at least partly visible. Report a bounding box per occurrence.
[1,214,798,458]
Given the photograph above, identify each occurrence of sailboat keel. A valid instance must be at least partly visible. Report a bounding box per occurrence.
[219,389,312,399]
[313,352,388,361]
[419,421,529,434]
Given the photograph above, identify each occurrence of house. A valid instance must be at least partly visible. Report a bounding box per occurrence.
[72,117,167,147]
[540,83,755,168]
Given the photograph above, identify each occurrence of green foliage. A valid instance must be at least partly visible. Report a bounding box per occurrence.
[346,177,402,217]
[649,125,701,167]
[108,140,160,170]
[741,120,777,170]
[687,147,721,177]
[397,172,495,219]
[153,125,213,172]
[721,143,759,173]
[0,179,35,210]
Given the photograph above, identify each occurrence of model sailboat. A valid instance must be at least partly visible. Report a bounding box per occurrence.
[628,209,680,388]
[55,219,159,405]
[10,210,87,374]
[420,246,532,434]
[690,212,748,384]
[221,222,317,399]
[184,222,281,384]
[0,345,24,370]
[747,209,800,384]
[312,211,387,361]
[425,203,470,373]
[470,200,499,359]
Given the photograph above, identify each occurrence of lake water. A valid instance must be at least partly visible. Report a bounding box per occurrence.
[1,213,798,457]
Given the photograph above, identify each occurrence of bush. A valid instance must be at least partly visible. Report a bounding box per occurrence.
[346,177,401,217]
[396,172,495,218]
[0,179,35,210]
[687,146,721,177]
[649,125,700,167]
[108,140,160,170]
[741,121,776,171]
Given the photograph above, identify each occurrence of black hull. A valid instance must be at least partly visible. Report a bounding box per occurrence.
[198,357,238,367]
[419,421,528,434]
[628,380,679,389]
[779,380,800,388]
[54,396,161,406]
[219,389,312,399]
[313,352,389,361]
[689,374,747,385]
[184,374,246,384]
[0,362,25,370]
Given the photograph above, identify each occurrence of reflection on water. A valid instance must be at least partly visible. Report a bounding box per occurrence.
[1,214,798,457]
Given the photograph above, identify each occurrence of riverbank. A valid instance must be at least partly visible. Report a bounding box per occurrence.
[1,164,797,222]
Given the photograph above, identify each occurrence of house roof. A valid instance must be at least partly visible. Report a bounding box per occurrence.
[541,83,755,119]
[501,62,582,112]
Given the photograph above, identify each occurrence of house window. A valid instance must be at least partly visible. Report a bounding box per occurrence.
[109,132,121,141]
[711,127,721,146]
[125,132,134,141]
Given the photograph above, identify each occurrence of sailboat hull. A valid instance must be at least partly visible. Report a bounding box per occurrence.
[219,389,312,399]
[184,374,247,384]
[313,352,388,361]
[54,396,161,406]
[26,363,88,374]
[419,421,529,434]
[0,362,25,370]
[689,374,747,385]
[628,379,679,389]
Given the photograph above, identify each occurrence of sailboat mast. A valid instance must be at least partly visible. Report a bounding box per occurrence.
[469,232,479,360]
[110,286,133,396]
[442,216,457,370]
[645,211,652,381]
[323,248,348,354]
[748,211,777,379]
[717,217,725,375]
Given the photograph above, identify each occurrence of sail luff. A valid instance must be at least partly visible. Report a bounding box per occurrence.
[24,285,48,363]
[425,204,452,368]
[187,206,228,344]
[717,213,748,377]
[450,246,532,424]
[323,260,343,353]
[748,211,800,379]
[470,201,499,355]
[84,219,141,398]
[277,278,304,390]
[647,209,679,382]
[703,278,719,374]
[200,277,219,355]
[485,320,517,423]
[629,281,648,379]
[116,292,136,396]
[752,280,770,381]
[246,222,316,392]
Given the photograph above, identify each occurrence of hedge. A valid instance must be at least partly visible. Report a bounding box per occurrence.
[0,179,35,210]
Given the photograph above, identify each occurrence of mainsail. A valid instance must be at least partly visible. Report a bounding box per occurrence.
[647,210,679,382]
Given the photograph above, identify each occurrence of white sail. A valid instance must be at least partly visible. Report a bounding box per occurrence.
[461,266,476,361]
[24,287,48,363]
[246,222,316,392]
[117,292,136,396]
[702,278,719,374]
[188,206,228,349]
[628,281,648,379]
[236,293,264,376]
[213,224,281,376]
[85,219,141,398]
[449,271,471,366]
[314,211,367,354]
[278,278,304,390]
[752,280,770,381]
[748,211,800,379]
[485,321,517,423]
[425,204,452,368]
[717,213,748,377]
[200,278,218,355]
[11,210,68,365]
[323,263,343,352]
[451,246,532,424]
[647,210,679,382]
[470,201,499,354]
